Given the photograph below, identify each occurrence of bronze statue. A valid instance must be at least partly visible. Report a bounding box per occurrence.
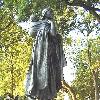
[25,8,65,100]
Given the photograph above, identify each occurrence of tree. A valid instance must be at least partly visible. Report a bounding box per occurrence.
[65,0,100,22]
[72,36,100,100]
[2,0,100,36]
[87,37,100,100]
[1,0,99,99]
[0,7,33,96]
[2,0,100,21]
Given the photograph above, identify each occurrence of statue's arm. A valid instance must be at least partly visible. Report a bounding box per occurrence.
[28,22,37,37]
[28,15,39,37]
[48,20,56,36]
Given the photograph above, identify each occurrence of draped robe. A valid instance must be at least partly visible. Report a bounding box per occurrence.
[25,20,65,100]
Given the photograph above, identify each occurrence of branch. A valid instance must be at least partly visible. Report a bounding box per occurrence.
[62,80,77,100]
[89,10,100,22]
[65,1,100,22]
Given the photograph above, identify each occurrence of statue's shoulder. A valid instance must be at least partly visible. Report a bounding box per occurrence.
[28,20,42,30]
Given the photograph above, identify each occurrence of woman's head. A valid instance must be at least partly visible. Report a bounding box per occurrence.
[42,7,53,19]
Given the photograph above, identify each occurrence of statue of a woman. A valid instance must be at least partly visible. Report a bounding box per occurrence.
[25,8,65,100]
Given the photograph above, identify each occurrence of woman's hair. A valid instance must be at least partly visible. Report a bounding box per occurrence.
[42,8,50,17]
[42,7,52,20]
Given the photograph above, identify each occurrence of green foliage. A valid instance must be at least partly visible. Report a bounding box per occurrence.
[72,64,95,100]
[88,37,100,69]
[0,0,99,99]
[0,7,32,96]
[3,0,66,21]
[72,37,100,100]
[2,0,99,37]
[54,90,65,100]
[0,5,64,99]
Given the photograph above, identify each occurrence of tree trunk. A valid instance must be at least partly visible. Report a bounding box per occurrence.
[10,52,14,98]
[92,69,99,100]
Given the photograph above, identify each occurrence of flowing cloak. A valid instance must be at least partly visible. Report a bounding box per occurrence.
[25,20,65,100]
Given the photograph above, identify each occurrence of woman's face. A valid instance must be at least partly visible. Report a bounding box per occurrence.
[45,10,53,19]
